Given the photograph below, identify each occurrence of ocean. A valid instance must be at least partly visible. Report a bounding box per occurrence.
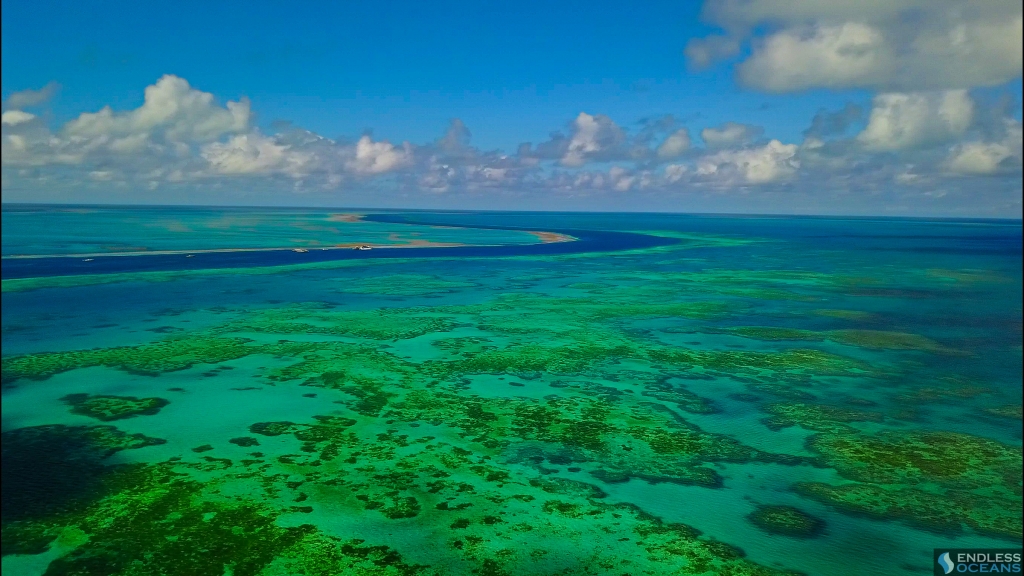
[2,205,1021,576]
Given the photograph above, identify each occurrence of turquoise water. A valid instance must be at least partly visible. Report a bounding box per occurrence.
[1,208,1021,575]
[1,205,541,256]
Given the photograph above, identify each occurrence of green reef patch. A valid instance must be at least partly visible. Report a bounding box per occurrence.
[762,402,883,434]
[747,505,825,538]
[798,431,1023,540]
[61,393,170,421]
[811,309,875,321]
[985,405,1023,419]
[894,377,991,404]
[726,326,960,354]
[1,336,259,382]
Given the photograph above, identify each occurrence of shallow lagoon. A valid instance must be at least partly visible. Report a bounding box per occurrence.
[1,205,542,257]
[2,208,1021,576]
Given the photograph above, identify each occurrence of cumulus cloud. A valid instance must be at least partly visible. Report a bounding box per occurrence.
[857,90,974,151]
[739,23,892,92]
[656,128,692,159]
[202,132,315,177]
[3,81,60,109]
[1,75,255,177]
[553,166,645,193]
[696,140,799,184]
[2,73,1020,215]
[946,142,1015,175]
[414,150,532,193]
[520,113,699,166]
[1,110,36,126]
[945,120,1023,175]
[408,118,541,192]
[0,76,416,189]
[345,135,412,174]
[560,112,627,167]
[608,166,637,191]
[64,75,250,142]
[701,122,764,148]
[664,164,688,183]
[691,0,1022,92]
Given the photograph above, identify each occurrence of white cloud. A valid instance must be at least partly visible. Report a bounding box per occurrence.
[945,142,1014,175]
[857,90,973,150]
[701,122,765,148]
[697,139,799,184]
[4,134,27,151]
[527,112,679,166]
[608,166,636,191]
[202,133,314,177]
[664,164,688,183]
[945,120,1023,175]
[345,135,411,174]
[412,146,532,192]
[558,166,639,192]
[108,133,153,154]
[693,0,1022,92]
[64,75,250,142]
[739,23,892,93]
[560,112,626,167]
[1,110,36,126]
[417,157,456,192]
[904,15,1022,90]
[3,82,60,109]
[656,128,691,158]
[481,167,507,181]
[2,72,1020,215]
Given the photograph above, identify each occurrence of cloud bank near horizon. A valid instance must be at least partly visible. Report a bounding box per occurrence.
[2,1,1021,216]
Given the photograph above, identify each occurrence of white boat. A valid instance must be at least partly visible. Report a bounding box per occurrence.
[186,254,195,258]
[354,245,372,251]
[292,248,309,253]
[82,258,94,262]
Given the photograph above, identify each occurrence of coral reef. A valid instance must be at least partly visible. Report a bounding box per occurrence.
[985,405,1023,419]
[61,393,169,421]
[747,505,825,538]
[762,402,883,433]
[799,431,1023,540]
[726,326,958,354]
[3,249,1020,574]
[1,416,803,575]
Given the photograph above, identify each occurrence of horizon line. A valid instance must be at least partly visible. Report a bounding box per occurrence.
[2,201,1021,223]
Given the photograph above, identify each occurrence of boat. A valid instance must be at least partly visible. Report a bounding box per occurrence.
[186,254,195,258]
[354,245,372,251]
[292,248,309,253]
[82,258,94,262]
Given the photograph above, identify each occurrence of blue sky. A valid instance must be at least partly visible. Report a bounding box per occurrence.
[2,0,1022,216]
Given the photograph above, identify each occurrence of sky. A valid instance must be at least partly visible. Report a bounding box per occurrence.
[1,0,1022,217]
